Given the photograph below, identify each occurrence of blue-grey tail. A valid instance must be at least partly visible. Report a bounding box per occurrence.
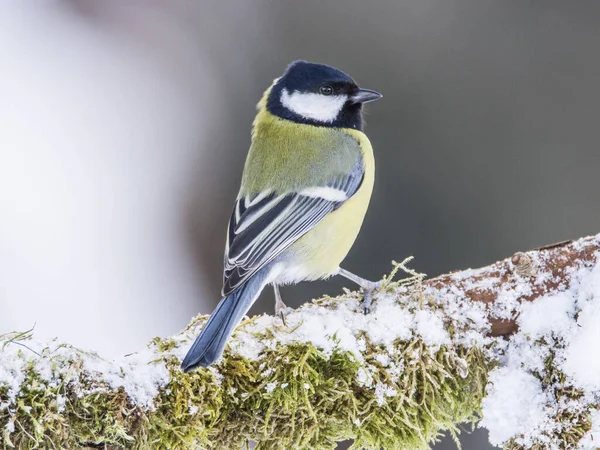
[181,269,268,372]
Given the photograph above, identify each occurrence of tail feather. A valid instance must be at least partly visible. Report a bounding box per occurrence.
[181,270,267,372]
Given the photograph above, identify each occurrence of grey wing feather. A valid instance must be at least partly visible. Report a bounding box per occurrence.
[329,155,364,210]
[222,154,364,296]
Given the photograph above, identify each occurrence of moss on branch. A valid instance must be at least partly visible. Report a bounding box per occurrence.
[2,235,600,450]
[0,326,490,450]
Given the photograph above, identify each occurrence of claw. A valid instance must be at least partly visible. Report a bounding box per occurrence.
[361,281,382,315]
[276,305,293,326]
[273,284,292,326]
[362,294,372,314]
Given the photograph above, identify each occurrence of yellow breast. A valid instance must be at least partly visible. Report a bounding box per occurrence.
[287,128,375,279]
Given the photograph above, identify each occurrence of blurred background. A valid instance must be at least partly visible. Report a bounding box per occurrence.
[1,1,599,448]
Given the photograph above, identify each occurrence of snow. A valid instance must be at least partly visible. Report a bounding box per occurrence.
[374,382,398,406]
[0,337,170,415]
[560,262,600,393]
[229,295,407,362]
[374,353,390,367]
[215,275,492,411]
[261,368,275,377]
[562,281,600,392]
[0,345,27,409]
[480,367,549,445]
[479,243,600,449]
[357,366,374,388]
[414,310,450,348]
[82,348,170,410]
[518,292,575,339]
[265,381,278,393]
[2,236,600,449]
[493,282,534,320]
[227,286,487,369]
[4,420,15,434]
[56,395,66,413]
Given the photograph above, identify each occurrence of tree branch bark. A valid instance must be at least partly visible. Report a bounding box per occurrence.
[1,234,599,450]
[425,235,598,337]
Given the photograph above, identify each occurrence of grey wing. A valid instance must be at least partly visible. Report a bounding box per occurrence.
[222,156,364,296]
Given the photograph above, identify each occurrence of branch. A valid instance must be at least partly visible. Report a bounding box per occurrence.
[426,237,599,337]
[1,234,599,450]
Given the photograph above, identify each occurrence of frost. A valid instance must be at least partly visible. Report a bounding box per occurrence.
[374,382,398,406]
[4,420,15,434]
[260,367,274,377]
[265,381,278,393]
[374,353,389,367]
[210,368,224,385]
[56,395,66,413]
[356,367,373,387]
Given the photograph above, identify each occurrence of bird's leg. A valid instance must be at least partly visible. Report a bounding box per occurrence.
[273,284,292,326]
[336,268,382,314]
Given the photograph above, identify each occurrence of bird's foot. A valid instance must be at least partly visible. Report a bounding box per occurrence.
[336,268,383,315]
[360,280,383,315]
[275,301,293,326]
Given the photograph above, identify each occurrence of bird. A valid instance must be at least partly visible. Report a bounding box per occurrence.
[181,60,382,372]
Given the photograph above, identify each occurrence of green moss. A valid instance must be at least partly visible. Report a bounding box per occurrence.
[143,355,222,450]
[1,358,142,449]
[1,332,490,450]
[352,342,488,450]
[205,343,359,450]
[0,261,492,450]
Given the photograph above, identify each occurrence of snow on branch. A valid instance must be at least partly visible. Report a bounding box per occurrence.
[1,234,600,449]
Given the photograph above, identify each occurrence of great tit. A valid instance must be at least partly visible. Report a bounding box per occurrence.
[181,60,382,371]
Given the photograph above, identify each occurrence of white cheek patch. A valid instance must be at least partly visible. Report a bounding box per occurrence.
[280,88,347,123]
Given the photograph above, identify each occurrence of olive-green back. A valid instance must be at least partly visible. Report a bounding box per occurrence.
[240,107,362,196]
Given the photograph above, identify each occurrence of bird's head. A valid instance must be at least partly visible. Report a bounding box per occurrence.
[266,60,382,130]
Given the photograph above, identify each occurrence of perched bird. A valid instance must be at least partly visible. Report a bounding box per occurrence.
[181,60,382,371]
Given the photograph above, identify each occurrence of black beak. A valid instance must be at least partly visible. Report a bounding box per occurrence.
[350,88,383,104]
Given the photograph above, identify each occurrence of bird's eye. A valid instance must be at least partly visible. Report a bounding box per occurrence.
[320,85,333,96]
